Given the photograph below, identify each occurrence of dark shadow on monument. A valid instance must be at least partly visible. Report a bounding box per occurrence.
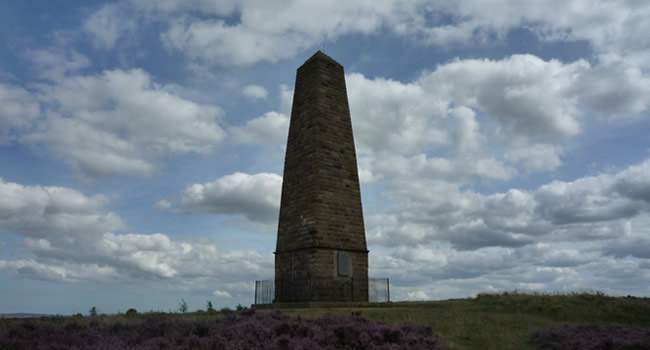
[253,51,389,307]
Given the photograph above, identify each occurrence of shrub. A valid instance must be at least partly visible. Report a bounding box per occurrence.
[206,300,215,313]
[178,299,188,313]
[0,310,448,349]
[126,308,138,317]
[531,324,650,350]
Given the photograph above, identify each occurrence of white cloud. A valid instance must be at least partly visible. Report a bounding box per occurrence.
[534,168,648,225]
[83,3,136,50]
[161,17,308,66]
[3,230,274,283]
[163,172,282,223]
[504,144,564,172]
[392,1,650,70]
[346,73,447,156]
[24,68,226,180]
[241,84,268,101]
[229,112,289,145]
[370,154,515,183]
[344,54,648,188]
[153,199,172,210]
[212,290,233,298]
[369,158,650,250]
[279,84,293,116]
[406,290,429,300]
[130,0,239,17]
[25,115,158,179]
[420,55,585,142]
[371,236,650,300]
[572,64,650,118]
[450,106,482,154]
[27,48,90,81]
[0,178,125,239]
[0,259,118,282]
[158,1,406,66]
[0,84,40,144]
[0,179,274,290]
[84,0,650,79]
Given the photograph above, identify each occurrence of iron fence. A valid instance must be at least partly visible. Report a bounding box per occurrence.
[254,278,389,304]
[369,278,390,303]
[255,279,275,305]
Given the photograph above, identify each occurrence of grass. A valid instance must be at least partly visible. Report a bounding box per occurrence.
[2,291,649,349]
[280,291,650,349]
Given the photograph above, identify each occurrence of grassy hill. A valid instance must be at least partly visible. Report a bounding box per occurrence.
[282,291,650,349]
[2,291,649,349]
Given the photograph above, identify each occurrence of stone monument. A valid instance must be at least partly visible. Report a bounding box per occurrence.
[274,51,368,303]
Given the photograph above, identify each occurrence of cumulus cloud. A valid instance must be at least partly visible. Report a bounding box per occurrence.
[26,48,90,81]
[504,144,564,172]
[161,172,282,223]
[450,106,482,154]
[407,290,429,300]
[0,84,40,144]
[602,236,650,260]
[420,55,585,141]
[372,235,650,300]
[368,159,650,250]
[572,64,650,118]
[391,1,650,69]
[23,68,226,180]
[2,231,273,284]
[0,259,119,282]
[0,179,273,290]
[158,1,407,66]
[83,3,136,50]
[112,0,650,77]
[212,290,233,298]
[364,154,515,184]
[534,169,649,225]
[346,73,447,156]
[229,112,289,145]
[344,54,650,186]
[0,178,125,239]
[241,84,268,101]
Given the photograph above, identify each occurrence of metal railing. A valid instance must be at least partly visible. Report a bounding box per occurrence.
[255,279,275,305]
[369,278,390,303]
[254,278,389,304]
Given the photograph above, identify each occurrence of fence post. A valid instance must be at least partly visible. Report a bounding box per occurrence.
[255,280,259,304]
[386,278,390,302]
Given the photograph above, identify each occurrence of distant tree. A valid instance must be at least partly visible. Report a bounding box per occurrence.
[178,299,188,313]
[236,303,244,311]
[207,300,215,313]
[126,308,138,317]
[89,306,97,317]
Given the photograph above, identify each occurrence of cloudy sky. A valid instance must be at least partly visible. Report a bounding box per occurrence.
[2,0,650,315]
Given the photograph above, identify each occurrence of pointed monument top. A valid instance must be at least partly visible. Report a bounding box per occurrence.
[301,50,342,68]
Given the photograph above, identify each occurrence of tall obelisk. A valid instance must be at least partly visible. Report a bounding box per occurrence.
[274,51,368,303]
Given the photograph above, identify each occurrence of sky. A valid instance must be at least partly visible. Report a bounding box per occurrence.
[1,0,650,315]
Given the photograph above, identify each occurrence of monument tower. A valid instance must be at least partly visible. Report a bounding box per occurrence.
[274,51,368,303]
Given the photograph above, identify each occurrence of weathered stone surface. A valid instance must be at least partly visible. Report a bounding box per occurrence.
[275,51,368,302]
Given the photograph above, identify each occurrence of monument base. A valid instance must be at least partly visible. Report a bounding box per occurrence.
[252,301,392,309]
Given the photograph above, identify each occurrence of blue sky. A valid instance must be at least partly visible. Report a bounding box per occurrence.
[1,1,650,315]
